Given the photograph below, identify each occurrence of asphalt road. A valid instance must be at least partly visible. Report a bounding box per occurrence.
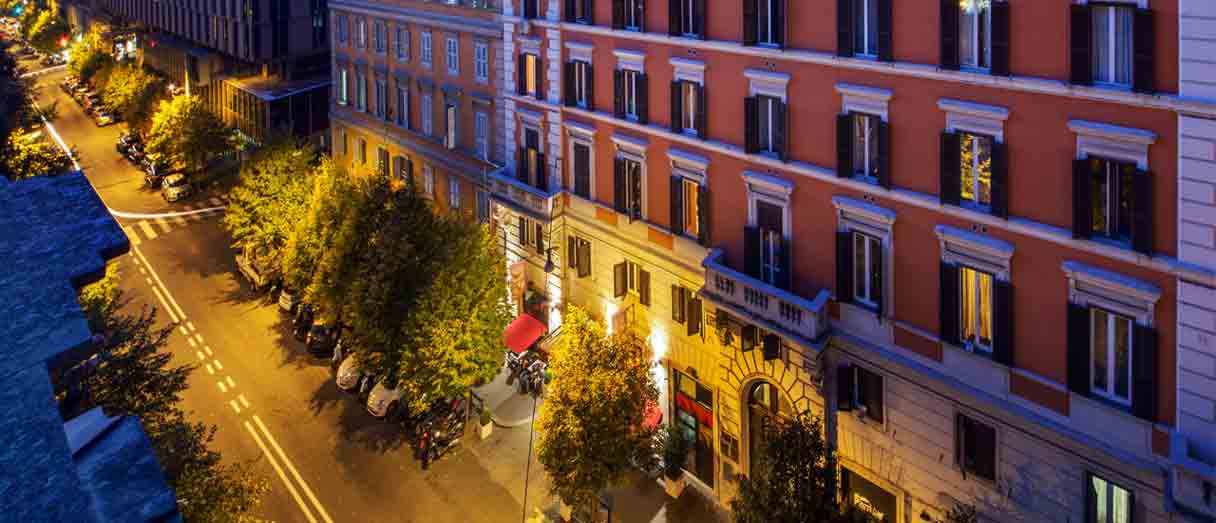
[24,61,553,523]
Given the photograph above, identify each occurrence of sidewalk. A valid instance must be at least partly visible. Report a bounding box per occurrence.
[474,362,544,427]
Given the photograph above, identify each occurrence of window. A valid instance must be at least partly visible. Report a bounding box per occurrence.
[356,17,366,48]
[421,92,433,135]
[568,0,591,22]
[523,54,539,96]
[671,285,703,335]
[395,26,409,61]
[336,68,348,105]
[623,69,642,119]
[336,14,348,44]
[444,102,457,149]
[474,42,489,82]
[756,0,781,45]
[449,178,461,210]
[446,36,459,75]
[567,234,591,278]
[852,232,881,308]
[1068,120,1154,254]
[374,78,386,119]
[1092,4,1133,87]
[675,0,698,36]
[1088,474,1133,523]
[624,0,642,29]
[617,260,650,302]
[959,266,994,354]
[340,127,348,155]
[396,85,409,128]
[570,61,591,107]
[518,216,544,252]
[520,127,545,191]
[356,71,367,111]
[851,113,879,180]
[394,155,412,183]
[423,165,435,196]
[680,178,701,239]
[373,20,385,53]
[838,364,883,423]
[358,138,367,164]
[376,147,389,176]
[756,200,784,287]
[474,111,489,160]
[853,0,879,56]
[1091,307,1133,405]
[616,156,644,220]
[755,95,781,154]
[959,0,990,70]
[956,414,996,481]
[572,141,592,199]
[421,31,432,67]
[959,132,993,208]
[669,79,702,137]
[1087,157,1135,243]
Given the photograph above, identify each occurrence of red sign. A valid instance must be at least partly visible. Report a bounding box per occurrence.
[676,393,713,428]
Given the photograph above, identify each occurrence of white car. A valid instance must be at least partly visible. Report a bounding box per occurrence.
[335,355,371,393]
[161,174,192,202]
[366,379,406,420]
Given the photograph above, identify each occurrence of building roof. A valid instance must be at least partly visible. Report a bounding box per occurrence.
[225,74,331,102]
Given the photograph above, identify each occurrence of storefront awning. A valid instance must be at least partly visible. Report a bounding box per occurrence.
[642,401,663,431]
[504,314,546,354]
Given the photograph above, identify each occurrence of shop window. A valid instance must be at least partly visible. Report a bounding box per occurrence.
[674,370,715,488]
[840,467,898,523]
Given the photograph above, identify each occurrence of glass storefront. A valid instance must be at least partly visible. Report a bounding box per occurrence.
[841,467,897,523]
[674,370,714,488]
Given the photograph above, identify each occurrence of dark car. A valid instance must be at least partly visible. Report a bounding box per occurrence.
[116,133,140,154]
[292,304,316,342]
[306,322,342,357]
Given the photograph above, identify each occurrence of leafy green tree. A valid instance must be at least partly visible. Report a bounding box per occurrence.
[0,51,29,161]
[25,8,66,53]
[536,305,660,512]
[222,135,316,274]
[304,171,393,323]
[145,94,229,173]
[102,64,160,125]
[2,127,73,179]
[67,27,113,84]
[731,413,844,523]
[281,157,351,295]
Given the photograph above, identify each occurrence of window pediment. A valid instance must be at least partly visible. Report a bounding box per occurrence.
[1063,261,1160,325]
[936,225,1013,279]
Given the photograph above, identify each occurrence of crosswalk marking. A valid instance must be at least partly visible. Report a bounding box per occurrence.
[154,219,173,233]
[121,208,226,244]
[122,225,141,246]
[137,220,158,240]
[171,215,187,226]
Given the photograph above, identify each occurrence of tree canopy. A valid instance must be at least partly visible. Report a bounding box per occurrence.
[3,127,72,179]
[145,94,229,172]
[536,305,659,511]
[102,63,161,125]
[222,135,316,273]
[24,8,66,53]
[731,413,844,523]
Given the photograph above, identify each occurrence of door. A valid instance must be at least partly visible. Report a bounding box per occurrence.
[747,381,778,478]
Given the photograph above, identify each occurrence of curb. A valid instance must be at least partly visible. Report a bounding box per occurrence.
[491,411,535,428]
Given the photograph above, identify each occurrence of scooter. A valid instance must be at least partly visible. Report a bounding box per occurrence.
[519,360,547,397]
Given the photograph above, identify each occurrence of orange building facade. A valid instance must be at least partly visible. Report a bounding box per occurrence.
[492,0,1216,521]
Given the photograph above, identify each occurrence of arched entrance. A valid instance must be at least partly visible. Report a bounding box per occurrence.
[746,380,786,478]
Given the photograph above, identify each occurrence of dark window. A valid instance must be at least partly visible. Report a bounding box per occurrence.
[757,201,784,287]
[1089,157,1135,242]
[838,365,883,423]
[567,235,592,278]
[572,142,591,199]
[956,413,997,481]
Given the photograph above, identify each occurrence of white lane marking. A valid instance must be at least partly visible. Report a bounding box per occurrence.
[108,206,225,220]
[205,363,214,375]
[196,351,205,361]
[148,285,180,323]
[122,225,142,246]
[244,421,319,523]
[35,103,79,170]
[252,415,334,523]
[132,246,187,320]
[204,346,214,356]
[238,394,250,408]
[154,219,173,233]
[187,338,197,348]
[137,220,158,240]
[226,376,236,388]
[193,334,204,345]
[179,326,189,336]
[138,267,147,275]
[230,400,241,414]
[145,277,154,285]
[187,322,196,332]
[218,381,228,393]
[213,359,223,370]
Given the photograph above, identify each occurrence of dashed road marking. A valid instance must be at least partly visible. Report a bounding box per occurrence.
[204,346,214,356]
[213,359,223,370]
[193,334,204,345]
[145,277,154,285]
[153,219,173,233]
[179,326,189,336]
[230,400,241,414]
[122,225,141,246]
[187,321,196,332]
[170,215,188,226]
[196,351,205,361]
[148,285,180,323]
[238,394,250,408]
[137,220,158,240]
[226,376,236,388]
[218,381,228,393]
[187,337,197,348]
[205,363,214,374]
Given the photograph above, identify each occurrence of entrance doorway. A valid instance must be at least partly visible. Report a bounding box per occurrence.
[747,381,783,478]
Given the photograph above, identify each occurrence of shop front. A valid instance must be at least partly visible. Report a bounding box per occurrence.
[840,466,899,523]
[673,369,715,490]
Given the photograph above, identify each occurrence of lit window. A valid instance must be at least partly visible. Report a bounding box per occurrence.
[524,54,539,96]
[959,266,993,353]
[681,178,700,239]
[959,0,991,70]
[1088,474,1133,523]
[959,132,992,208]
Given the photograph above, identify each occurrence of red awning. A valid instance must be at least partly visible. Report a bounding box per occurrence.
[642,401,663,431]
[504,314,546,354]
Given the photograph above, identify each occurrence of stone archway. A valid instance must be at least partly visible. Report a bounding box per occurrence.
[743,379,792,479]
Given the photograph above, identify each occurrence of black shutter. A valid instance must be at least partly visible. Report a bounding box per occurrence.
[613,157,626,212]
[564,62,575,106]
[693,0,705,38]
[688,297,701,336]
[536,223,545,254]
[862,369,883,423]
[574,144,590,198]
[836,113,853,178]
[940,131,961,206]
[774,101,788,161]
[742,0,757,46]
[585,63,595,111]
[1070,4,1092,85]
[536,153,547,191]
[568,236,577,269]
[837,365,854,411]
[771,0,785,48]
[1133,9,1155,93]
[517,54,526,95]
[668,0,680,36]
[636,73,649,124]
[777,238,791,291]
[939,262,959,345]
[762,333,780,361]
[1067,303,1091,395]
[742,324,757,352]
[974,420,996,480]
[517,146,528,183]
[584,0,594,23]
[672,285,685,323]
[636,0,646,32]
[876,0,892,62]
[993,280,1013,366]
[1072,159,1092,239]
[1133,169,1153,255]
[639,269,651,306]
[955,414,967,473]
[670,80,683,133]
[877,119,891,189]
[836,0,853,57]
[578,240,591,277]
[695,84,707,139]
[535,57,545,100]
[697,185,711,246]
[406,158,414,184]
[517,216,526,250]
[990,0,1010,76]
[744,96,759,154]
[565,0,575,22]
[613,69,625,118]
[744,226,761,278]
[990,141,1009,218]
[615,262,632,298]
[1133,324,1158,422]
[670,175,684,235]
[836,231,854,304]
[612,0,624,29]
[940,0,959,70]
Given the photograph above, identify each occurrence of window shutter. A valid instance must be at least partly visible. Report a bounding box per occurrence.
[762,333,780,361]
[565,0,575,21]
[940,0,959,70]
[837,365,855,411]
[668,0,681,36]
[524,0,535,18]
[670,80,683,133]
[1070,4,1092,85]
[613,262,627,297]
[564,62,575,107]
[639,269,651,306]
[1067,302,1091,395]
[586,63,595,111]
[535,58,545,100]
[993,280,1014,366]
[955,414,967,473]
[836,0,852,57]
[877,119,891,189]
[940,131,961,206]
[774,101,788,161]
[574,144,590,198]
[672,285,684,323]
[744,96,759,154]
[695,84,707,139]
[613,69,625,118]
[578,240,591,277]
[862,369,883,422]
[637,0,646,32]
[939,262,959,345]
[1072,159,1092,239]
[836,231,854,304]
[990,0,1010,76]
[613,157,626,213]
[693,0,705,38]
[772,0,785,48]
[584,0,594,24]
[871,244,884,319]
[536,223,545,254]
[836,114,853,178]
[974,420,996,480]
[517,54,526,95]
[636,73,649,124]
[406,158,414,184]
[697,184,711,246]
[1133,324,1158,422]
[1133,9,1154,93]
[688,297,701,336]
[536,153,547,191]
[670,175,684,235]
[742,0,758,46]
[777,238,791,291]
[1132,169,1153,255]
[1086,473,1100,523]
[877,0,893,61]
[568,236,578,269]
[744,226,761,278]
[742,324,758,352]
[990,141,1009,218]
[612,0,624,29]
[517,216,526,249]
[517,146,528,183]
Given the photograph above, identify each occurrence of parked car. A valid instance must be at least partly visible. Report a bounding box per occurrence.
[160,173,192,202]
[278,287,298,313]
[116,132,140,154]
[93,110,114,127]
[237,244,281,293]
[40,54,61,66]
[306,322,341,357]
[335,356,373,394]
[366,379,406,420]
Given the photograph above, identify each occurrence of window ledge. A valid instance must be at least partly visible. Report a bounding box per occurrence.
[611,132,648,156]
[744,68,790,101]
[1062,260,1161,325]
[565,41,594,63]
[936,224,1014,278]
[832,196,896,230]
[742,171,794,199]
[667,147,709,174]
[1067,120,1157,146]
[670,57,706,84]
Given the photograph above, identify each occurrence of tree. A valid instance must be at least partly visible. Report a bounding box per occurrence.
[281,157,351,295]
[102,64,160,126]
[731,413,844,523]
[536,305,660,512]
[2,127,73,179]
[222,135,316,275]
[68,27,114,84]
[145,94,229,173]
[25,8,66,53]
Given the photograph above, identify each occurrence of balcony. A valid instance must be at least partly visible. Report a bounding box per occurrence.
[700,248,831,349]
[487,165,561,220]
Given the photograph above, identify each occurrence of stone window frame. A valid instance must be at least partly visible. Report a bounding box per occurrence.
[833,196,896,316]
[939,98,1009,143]
[613,48,646,73]
[566,120,597,201]
[744,68,790,102]
[1062,261,1161,327]
[395,25,410,62]
[835,83,892,122]
[742,171,793,239]
[566,41,594,64]
[473,40,490,84]
[1068,119,1156,170]
[612,132,650,221]
[670,57,705,85]
[935,225,1014,282]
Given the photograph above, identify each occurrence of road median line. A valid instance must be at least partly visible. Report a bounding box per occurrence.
[244,421,319,523]
[252,415,335,523]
